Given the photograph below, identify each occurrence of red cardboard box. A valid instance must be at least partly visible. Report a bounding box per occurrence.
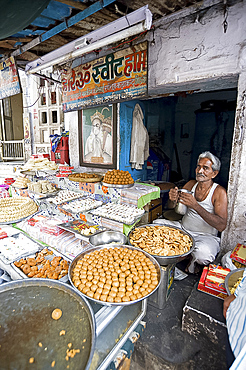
[4,178,15,185]
[204,265,230,293]
[31,154,50,159]
[197,266,229,300]
[59,165,74,171]
[56,173,70,177]
[59,170,72,175]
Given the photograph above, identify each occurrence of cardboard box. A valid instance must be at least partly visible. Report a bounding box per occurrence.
[197,266,229,300]
[204,264,231,292]
[31,154,50,159]
[59,165,74,171]
[230,244,246,265]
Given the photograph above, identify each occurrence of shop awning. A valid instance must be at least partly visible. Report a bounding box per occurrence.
[25,6,152,74]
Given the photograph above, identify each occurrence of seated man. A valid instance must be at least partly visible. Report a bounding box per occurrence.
[223,268,246,369]
[154,151,228,273]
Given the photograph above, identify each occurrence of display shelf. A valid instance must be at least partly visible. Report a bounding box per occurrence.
[89,299,147,370]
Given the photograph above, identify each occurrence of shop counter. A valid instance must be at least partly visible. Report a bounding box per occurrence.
[0,256,146,370]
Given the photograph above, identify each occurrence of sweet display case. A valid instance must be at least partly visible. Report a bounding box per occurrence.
[89,299,147,370]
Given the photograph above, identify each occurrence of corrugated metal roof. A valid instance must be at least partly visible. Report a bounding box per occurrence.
[0,0,230,66]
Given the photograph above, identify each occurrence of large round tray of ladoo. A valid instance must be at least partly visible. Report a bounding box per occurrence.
[0,279,95,370]
[69,244,162,307]
[128,223,195,266]
[102,169,135,188]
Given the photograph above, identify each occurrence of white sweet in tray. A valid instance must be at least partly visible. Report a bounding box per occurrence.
[91,203,144,224]
[51,190,83,205]
[0,233,39,263]
[62,198,103,212]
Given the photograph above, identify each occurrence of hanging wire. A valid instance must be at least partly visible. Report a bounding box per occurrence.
[22,85,42,109]
[223,0,228,33]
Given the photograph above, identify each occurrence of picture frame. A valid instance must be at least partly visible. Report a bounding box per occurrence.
[79,104,117,169]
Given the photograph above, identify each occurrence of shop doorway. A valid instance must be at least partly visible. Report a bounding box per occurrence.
[143,88,237,190]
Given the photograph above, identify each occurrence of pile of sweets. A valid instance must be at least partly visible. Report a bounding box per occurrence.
[103,169,134,185]
[22,157,58,171]
[0,197,38,222]
[28,180,57,194]
[12,177,31,189]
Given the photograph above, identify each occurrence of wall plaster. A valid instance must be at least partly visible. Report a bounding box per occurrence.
[148,1,245,94]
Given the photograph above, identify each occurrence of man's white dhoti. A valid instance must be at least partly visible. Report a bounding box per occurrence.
[153,219,220,273]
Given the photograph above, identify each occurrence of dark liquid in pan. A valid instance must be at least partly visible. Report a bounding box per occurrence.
[0,285,92,369]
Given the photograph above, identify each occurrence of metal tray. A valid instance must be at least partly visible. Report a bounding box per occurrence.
[69,174,103,183]
[68,244,162,307]
[11,247,71,282]
[58,220,107,240]
[224,268,244,295]
[89,205,145,225]
[21,169,58,176]
[20,170,36,176]
[49,191,84,205]
[11,184,28,189]
[58,197,104,214]
[28,189,59,199]
[0,279,95,370]
[128,223,195,266]
[101,182,134,189]
[0,232,44,264]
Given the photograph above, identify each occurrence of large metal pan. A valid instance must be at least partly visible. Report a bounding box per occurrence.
[224,268,245,295]
[128,223,195,266]
[0,279,95,370]
[69,244,162,307]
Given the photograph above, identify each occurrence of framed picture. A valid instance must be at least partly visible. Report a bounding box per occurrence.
[79,104,117,169]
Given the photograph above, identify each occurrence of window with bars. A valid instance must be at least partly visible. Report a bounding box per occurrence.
[41,111,47,124]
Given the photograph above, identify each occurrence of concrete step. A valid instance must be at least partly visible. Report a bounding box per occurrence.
[182,282,227,368]
[129,274,227,370]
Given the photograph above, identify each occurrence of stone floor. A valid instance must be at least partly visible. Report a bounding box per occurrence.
[130,261,227,370]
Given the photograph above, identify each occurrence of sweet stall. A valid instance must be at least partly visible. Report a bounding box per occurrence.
[0,160,167,370]
[0,155,197,369]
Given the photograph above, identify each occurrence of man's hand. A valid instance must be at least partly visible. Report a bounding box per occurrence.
[169,187,179,203]
[223,294,236,318]
[179,192,197,209]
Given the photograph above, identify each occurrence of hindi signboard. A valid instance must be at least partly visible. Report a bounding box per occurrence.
[62,42,147,112]
[0,57,21,99]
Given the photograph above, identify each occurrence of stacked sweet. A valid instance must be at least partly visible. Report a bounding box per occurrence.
[91,203,144,224]
[12,177,31,189]
[28,180,56,194]
[22,157,58,171]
